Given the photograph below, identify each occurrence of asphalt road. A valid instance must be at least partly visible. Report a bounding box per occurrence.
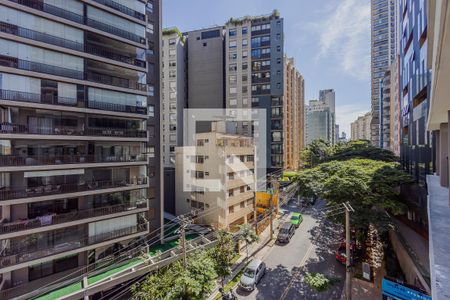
[235,200,345,300]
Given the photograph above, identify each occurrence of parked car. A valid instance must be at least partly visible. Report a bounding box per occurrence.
[290,213,303,228]
[239,259,266,291]
[335,241,355,265]
[277,222,295,243]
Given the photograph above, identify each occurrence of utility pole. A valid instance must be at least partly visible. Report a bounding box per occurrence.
[343,202,354,300]
[177,215,192,268]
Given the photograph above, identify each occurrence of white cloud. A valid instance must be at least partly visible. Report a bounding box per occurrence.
[336,104,370,138]
[317,0,370,80]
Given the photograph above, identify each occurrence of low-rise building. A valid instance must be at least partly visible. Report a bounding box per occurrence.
[175,123,255,230]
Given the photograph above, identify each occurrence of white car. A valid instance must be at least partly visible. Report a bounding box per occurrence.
[239,259,266,291]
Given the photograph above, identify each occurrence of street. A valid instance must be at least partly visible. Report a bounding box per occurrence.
[236,200,345,300]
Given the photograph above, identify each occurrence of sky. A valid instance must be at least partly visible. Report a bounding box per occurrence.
[162,0,372,136]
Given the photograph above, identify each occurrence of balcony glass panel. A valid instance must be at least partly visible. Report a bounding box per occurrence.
[93,0,145,21]
[0,222,147,268]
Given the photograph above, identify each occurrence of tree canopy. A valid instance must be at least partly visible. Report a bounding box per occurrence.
[295,158,413,232]
[132,250,217,300]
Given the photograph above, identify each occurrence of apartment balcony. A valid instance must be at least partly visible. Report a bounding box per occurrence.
[0,55,146,91]
[228,191,254,207]
[0,176,148,201]
[0,123,147,139]
[251,29,271,36]
[228,206,254,224]
[92,0,145,21]
[0,153,147,168]
[9,0,146,45]
[0,90,147,115]
[0,22,146,68]
[0,200,148,237]
[227,176,255,189]
[0,223,148,269]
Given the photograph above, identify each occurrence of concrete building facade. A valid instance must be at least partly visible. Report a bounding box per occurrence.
[283,56,304,171]
[426,1,450,297]
[371,0,398,146]
[0,0,161,295]
[175,124,255,231]
[350,112,372,141]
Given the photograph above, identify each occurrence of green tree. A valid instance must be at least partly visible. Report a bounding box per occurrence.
[300,139,331,168]
[295,159,413,233]
[237,223,259,259]
[327,140,398,162]
[132,250,217,300]
[210,230,237,287]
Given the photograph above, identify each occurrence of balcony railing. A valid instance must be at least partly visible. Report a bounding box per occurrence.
[0,89,82,107]
[0,22,146,68]
[0,201,148,235]
[0,177,148,201]
[9,0,146,44]
[88,100,147,115]
[0,153,147,167]
[0,90,147,115]
[86,72,147,91]
[0,55,146,91]
[0,223,148,269]
[92,0,146,21]
[0,55,84,80]
[0,122,147,138]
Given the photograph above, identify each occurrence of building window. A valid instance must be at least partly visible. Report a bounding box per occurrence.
[242,50,248,58]
[240,201,245,208]
[169,49,176,56]
[146,1,154,13]
[201,29,220,39]
[242,27,248,35]
[169,38,176,45]
[229,52,237,59]
[229,206,234,213]
[149,105,155,117]
[242,62,248,70]
[242,39,248,47]
[148,85,155,96]
[243,98,248,105]
[229,64,237,71]
[229,29,237,37]
[169,61,176,67]
[229,75,237,84]
[276,33,281,40]
[272,131,282,142]
[203,42,207,47]
[147,146,155,158]
[242,86,248,93]
[229,99,237,106]
[229,41,237,48]
[252,97,259,104]
[147,23,154,34]
[242,75,248,82]
[229,87,237,94]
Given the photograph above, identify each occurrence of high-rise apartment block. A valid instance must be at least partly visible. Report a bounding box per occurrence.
[283,56,304,171]
[319,89,336,145]
[182,11,284,172]
[351,112,372,141]
[305,99,332,145]
[175,123,255,230]
[370,0,398,146]
[161,28,186,214]
[0,0,160,295]
[380,69,392,149]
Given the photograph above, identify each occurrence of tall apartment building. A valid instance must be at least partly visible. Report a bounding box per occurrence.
[283,56,304,171]
[426,1,450,297]
[399,0,431,187]
[390,56,401,156]
[186,27,225,111]
[0,0,160,294]
[305,99,332,145]
[370,0,398,146]
[175,123,255,230]
[224,11,284,172]
[161,28,186,214]
[319,89,336,145]
[380,69,391,149]
[350,112,372,141]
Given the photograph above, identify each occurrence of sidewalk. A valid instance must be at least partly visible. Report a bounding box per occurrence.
[208,211,291,300]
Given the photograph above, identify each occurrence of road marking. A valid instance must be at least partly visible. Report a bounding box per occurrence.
[279,243,315,300]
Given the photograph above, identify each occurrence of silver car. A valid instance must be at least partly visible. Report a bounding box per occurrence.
[239,259,266,291]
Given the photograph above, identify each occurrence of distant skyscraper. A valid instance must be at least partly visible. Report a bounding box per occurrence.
[351,112,372,141]
[305,99,333,145]
[370,0,397,146]
[319,89,336,144]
